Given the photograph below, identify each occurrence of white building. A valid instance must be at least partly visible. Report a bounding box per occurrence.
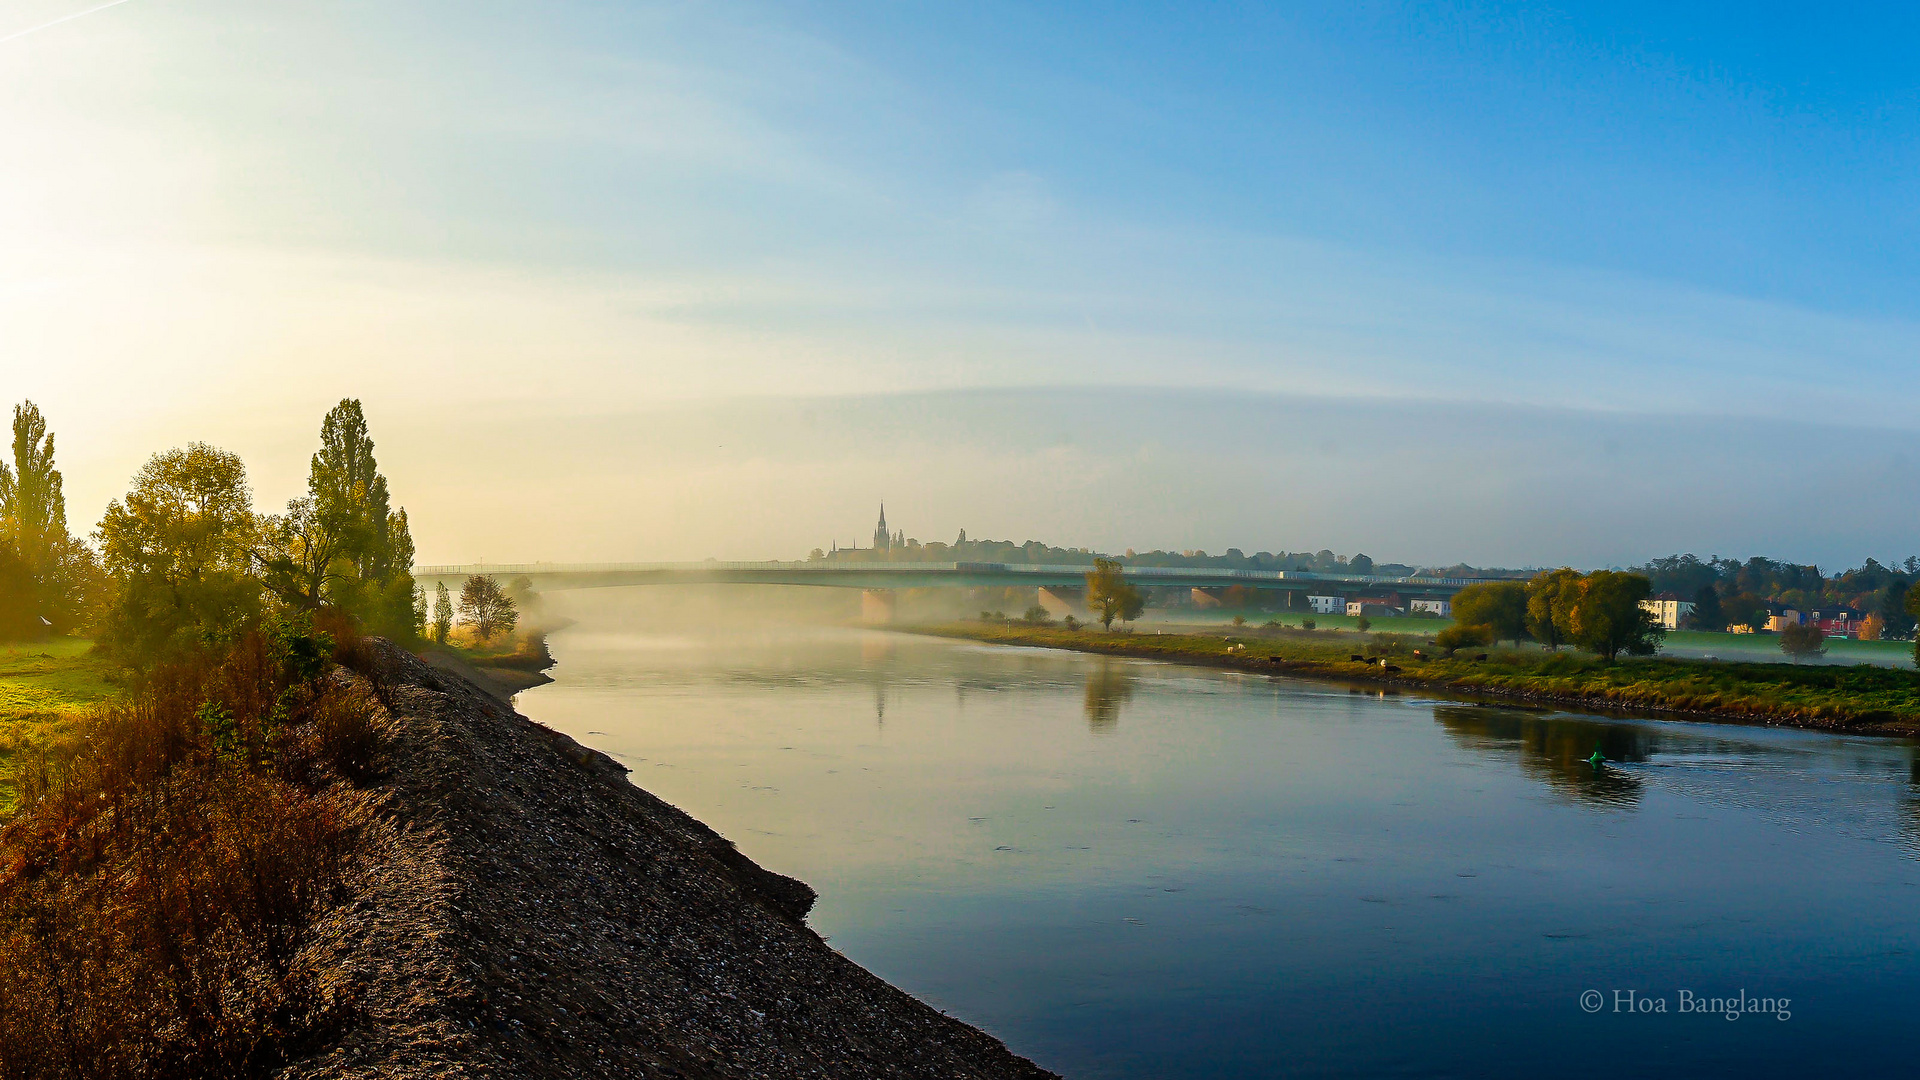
[1308,595,1344,615]
[1409,598,1451,617]
[1639,594,1697,631]
[1346,596,1405,617]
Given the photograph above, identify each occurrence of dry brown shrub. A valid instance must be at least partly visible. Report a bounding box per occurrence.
[0,613,381,1079]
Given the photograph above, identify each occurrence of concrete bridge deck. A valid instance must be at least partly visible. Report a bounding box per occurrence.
[414,561,1477,597]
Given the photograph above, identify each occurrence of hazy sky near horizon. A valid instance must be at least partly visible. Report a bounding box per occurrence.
[6,1,1919,568]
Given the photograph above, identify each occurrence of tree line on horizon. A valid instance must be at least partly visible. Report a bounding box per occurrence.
[807,529,1920,633]
[1634,553,1919,639]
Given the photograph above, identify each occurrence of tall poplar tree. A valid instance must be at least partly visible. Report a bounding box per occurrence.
[264,399,421,640]
[432,581,454,644]
[0,402,66,573]
[0,402,99,638]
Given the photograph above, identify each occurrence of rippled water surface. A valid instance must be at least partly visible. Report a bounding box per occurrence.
[515,623,1920,1078]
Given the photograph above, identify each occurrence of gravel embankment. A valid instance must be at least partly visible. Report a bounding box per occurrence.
[282,640,1057,1079]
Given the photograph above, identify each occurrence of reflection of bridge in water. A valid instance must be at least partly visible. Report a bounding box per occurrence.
[414,561,1480,622]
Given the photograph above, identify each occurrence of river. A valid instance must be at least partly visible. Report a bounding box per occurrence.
[514,617,1920,1078]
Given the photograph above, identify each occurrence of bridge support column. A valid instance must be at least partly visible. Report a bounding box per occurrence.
[1037,587,1082,618]
[862,589,897,625]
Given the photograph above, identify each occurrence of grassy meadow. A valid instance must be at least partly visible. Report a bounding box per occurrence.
[0,638,119,813]
[923,621,1920,733]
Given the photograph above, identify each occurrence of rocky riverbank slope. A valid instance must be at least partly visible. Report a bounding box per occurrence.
[284,640,1056,1079]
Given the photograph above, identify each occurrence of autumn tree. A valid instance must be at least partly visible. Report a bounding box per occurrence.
[1524,568,1581,650]
[1086,558,1144,631]
[458,574,518,643]
[1451,580,1529,646]
[95,444,262,660]
[1567,570,1662,660]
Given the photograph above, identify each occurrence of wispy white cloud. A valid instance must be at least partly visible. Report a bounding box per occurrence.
[7,1,1919,564]
[0,0,139,46]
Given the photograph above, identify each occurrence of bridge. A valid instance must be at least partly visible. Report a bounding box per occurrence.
[414,561,1479,621]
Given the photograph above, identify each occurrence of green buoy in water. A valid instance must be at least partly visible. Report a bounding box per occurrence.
[1587,745,1607,769]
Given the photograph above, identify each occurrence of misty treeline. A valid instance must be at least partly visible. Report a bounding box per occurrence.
[1632,554,1920,638]
[815,531,1472,578]
[0,398,422,658]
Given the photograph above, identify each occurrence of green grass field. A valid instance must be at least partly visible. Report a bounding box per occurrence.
[1,638,119,813]
[1143,610,1455,636]
[1149,613,1917,668]
[924,621,1920,733]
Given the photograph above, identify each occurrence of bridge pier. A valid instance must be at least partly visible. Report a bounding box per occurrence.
[1037,587,1082,618]
[862,589,897,625]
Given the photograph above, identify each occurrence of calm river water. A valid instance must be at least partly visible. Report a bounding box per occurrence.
[515,621,1920,1079]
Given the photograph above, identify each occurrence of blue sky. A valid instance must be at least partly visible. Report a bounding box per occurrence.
[4,1,1917,565]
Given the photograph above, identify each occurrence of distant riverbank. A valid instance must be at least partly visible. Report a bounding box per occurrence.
[915,622,1920,736]
[423,626,564,698]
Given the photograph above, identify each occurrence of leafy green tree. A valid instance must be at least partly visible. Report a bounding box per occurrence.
[1568,570,1662,660]
[1779,622,1827,662]
[0,403,64,575]
[257,495,348,609]
[1905,583,1920,666]
[0,543,34,640]
[458,574,518,643]
[1872,580,1915,638]
[1452,581,1529,646]
[95,444,262,660]
[262,400,421,640]
[0,402,100,637]
[1724,590,1770,632]
[1525,568,1581,649]
[1690,583,1725,631]
[1086,558,1144,631]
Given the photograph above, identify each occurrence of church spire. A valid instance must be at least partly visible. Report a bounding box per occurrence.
[873,502,891,552]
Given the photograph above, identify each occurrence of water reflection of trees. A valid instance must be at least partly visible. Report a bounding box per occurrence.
[1083,662,1136,734]
[1432,705,1661,808]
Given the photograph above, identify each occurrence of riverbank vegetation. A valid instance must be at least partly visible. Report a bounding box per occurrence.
[922,622,1920,732]
[0,399,431,1075]
[0,613,383,1078]
[1,396,423,797]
